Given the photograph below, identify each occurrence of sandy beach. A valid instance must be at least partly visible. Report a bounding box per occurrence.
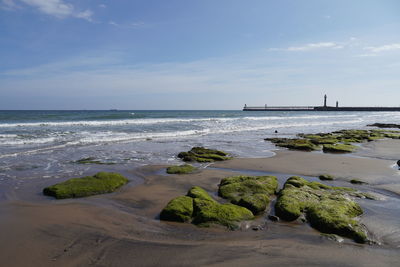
[0,139,399,267]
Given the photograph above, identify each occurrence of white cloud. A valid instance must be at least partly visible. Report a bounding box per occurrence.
[3,0,93,21]
[287,42,343,51]
[109,20,146,29]
[269,42,344,52]
[364,43,400,53]
[1,0,19,9]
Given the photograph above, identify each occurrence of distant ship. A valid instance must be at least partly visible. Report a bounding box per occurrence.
[243,95,400,111]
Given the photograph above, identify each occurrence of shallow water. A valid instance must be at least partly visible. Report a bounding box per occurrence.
[1,110,400,182]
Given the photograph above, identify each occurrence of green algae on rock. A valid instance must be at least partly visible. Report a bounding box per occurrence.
[265,138,320,151]
[218,175,278,214]
[275,176,368,243]
[160,196,193,222]
[177,147,231,163]
[322,144,356,153]
[160,186,254,229]
[43,172,129,199]
[192,198,254,229]
[266,129,400,154]
[166,164,197,174]
[187,186,214,201]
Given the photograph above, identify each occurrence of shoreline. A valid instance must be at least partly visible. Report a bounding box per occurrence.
[1,139,400,266]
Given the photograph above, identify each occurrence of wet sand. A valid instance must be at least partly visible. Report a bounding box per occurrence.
[1,141,400,266]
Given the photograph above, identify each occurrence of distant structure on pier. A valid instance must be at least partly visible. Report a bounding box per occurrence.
[243,95,400,111]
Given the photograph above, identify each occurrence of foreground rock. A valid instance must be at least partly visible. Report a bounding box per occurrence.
[166,164,197,174]
[160,186,254,229]
[178,147,231,162]
[218,175,278,214]
[43,172,129,199]
[275,176,368,243]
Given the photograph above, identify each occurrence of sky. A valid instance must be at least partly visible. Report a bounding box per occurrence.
[1,0,400,110]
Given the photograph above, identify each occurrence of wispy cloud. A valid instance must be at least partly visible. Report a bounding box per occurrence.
[2,0,93,21]
[364,43,400,53]
[109,20,146,29]
[270,42,344,52]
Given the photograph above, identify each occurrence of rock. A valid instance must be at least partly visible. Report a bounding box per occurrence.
[268,215,279,222]
[160,186,254,229]
[43,172,129,199]
[367,123,400,129]
[322,144,356,153]
[265,138,320,151]
[191,198,254,229]
[218,175,278,214]
[319,174,334,181]
[73,157,115,165]
[186,186,214,201]
[275,176,368,243]
[397,160,400,167]
[350,179,368,185]
[177,147,231,163]
[160,196,193,222]
[166,164,197,174]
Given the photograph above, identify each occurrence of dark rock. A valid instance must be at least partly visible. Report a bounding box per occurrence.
[268,215,279,222]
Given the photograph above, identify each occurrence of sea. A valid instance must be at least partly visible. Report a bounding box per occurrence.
[0,110,399,181]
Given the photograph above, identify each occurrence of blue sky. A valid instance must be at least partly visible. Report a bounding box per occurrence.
[1,0,400,109]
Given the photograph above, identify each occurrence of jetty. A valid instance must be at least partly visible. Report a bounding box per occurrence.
[243,95,400,111]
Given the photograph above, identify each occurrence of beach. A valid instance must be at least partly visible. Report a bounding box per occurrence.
[1,136,399,266]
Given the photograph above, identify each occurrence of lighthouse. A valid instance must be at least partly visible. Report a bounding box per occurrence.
[324,94,327,107]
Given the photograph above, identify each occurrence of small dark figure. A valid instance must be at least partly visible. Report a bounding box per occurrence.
[397,160,400,168]
[274,130,278,133]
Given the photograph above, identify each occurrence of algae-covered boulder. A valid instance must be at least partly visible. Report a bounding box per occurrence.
[43,172,129,199]
[186,186,215,201]
[166,164,197,174]
[267,129,400,154]
[218,175,278,214]
[178,147,231,163]
[323,144,356,153]
[265,138,320,151]
[192,198,254,229]
[160,186,254,229]
[275,176,368,243]
[160,196,193,222]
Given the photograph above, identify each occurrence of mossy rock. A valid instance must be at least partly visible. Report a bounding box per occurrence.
[275,176,368,243]
[177,147,231,163]
[43,172,129,199]
[160,186,254,229]
[265,138,320,151]
[319,174,334,181]
[160,196,194,222]
[186,186,214,201]
[192,198,254,229]
[218,175,278,214]
[166,164,197,174]
[323,144,356,153]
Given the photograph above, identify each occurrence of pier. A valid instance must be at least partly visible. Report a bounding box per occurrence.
[243,95,400,111]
